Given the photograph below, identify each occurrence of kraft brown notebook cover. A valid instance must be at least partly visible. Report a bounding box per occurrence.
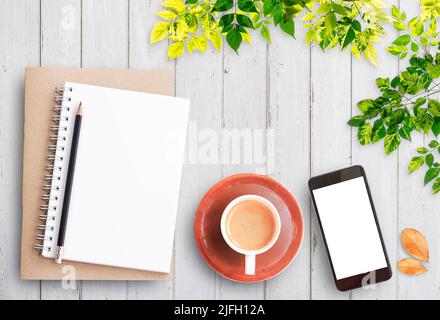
[21,67,174,280]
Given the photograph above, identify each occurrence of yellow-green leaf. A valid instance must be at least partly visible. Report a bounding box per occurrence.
[305,29,316,44]
[168,41,185,59]
[408,156,425,174]
[358,123,372,145]
[208,32,223,51]
[187,38,197,54]
[176,20,190,39]
[384,133,401,154]
[241,31,251,44]
[351,45,361,59]
[157,10,177,21]
[150,22,170,44]
[162,0,186,14]
[368,0,386,9]
[195,35,208,52]
[364,44,378,66]
[302,12,315,21]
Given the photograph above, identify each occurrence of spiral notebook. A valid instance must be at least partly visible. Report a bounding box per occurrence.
[34,82,189,272]
[21,67,188,279]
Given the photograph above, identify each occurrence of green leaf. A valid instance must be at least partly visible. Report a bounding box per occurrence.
[414,98,427,108]
[317,3,331,14]
[342,27,355,50]
[399,126,412,141]
[347,115,365,127]
[376,78,390,91]
[236,14,254,29]
[424,168,440,185]
[325,12,337,34]
[418,114,434,134]
[219,13,234,27]
[280,19,295,38]
[351,20,361,32]
[428,99,440,117]
[393,21,406,31]
[372,119,386,143]
[433,178,440,194]
[213,0,233,12]
[260,25,271,43]
[428,65,440,79]
[384,133,401,155]
[263,0,274,15]
[387,45,405,56]
[432,117,440,137]
[408,156,424,174]
[411,41,419,52]
[426,153,434,167]
[238,0,258,13]
[272,4,283,26]
[332,3,348,15]
[226,28,242,54]
[393,34,411,45]
[429,140,440,148]
[417,147,429,154]
[358,123,372,145]
[391,76,401,88]
[357,99,374,113]
[401,10,406,21]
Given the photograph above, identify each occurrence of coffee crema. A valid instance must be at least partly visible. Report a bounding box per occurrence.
[225,200,277,251]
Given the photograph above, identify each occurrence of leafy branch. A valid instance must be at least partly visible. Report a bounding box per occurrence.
[348,1,440,194]
[150,0,391,64]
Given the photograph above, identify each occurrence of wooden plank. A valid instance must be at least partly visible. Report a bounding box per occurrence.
[80,0,129,300]
[126,0,174,300]
[0,0,41,299]
[398,0,440,300]
[264,27,311,299]
[310,48,352,299]
[81,0,128,69]
[351,0,399,300]
[128,0,172,69]
[173,52,223,299]
[41,0,82,68]
[39,0,82,300]
[218,34,267,300]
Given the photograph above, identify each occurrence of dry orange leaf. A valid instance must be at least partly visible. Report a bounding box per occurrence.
[397,258,427,276]
[401,228,429,262]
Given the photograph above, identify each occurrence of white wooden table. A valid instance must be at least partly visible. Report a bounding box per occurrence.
[0,0,437,300]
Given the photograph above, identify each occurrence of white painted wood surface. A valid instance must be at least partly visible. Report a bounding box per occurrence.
[0,0,437,300]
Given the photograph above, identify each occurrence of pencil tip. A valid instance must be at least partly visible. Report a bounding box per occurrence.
[77,102,83,116]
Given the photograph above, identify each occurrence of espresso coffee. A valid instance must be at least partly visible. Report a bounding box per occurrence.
[225,200,277,251]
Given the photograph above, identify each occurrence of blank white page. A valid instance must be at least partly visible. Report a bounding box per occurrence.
[62,82,189,273]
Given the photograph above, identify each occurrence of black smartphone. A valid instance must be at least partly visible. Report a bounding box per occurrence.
[308,165,392,291]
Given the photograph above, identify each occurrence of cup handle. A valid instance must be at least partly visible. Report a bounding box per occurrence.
[245,254,256,275]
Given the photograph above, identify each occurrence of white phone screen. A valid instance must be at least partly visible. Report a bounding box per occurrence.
[312,177,387,280]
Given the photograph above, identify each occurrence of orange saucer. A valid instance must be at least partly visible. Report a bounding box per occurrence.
[194,174,304,282]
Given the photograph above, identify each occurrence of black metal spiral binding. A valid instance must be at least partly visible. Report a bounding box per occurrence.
[34,86,72,254]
